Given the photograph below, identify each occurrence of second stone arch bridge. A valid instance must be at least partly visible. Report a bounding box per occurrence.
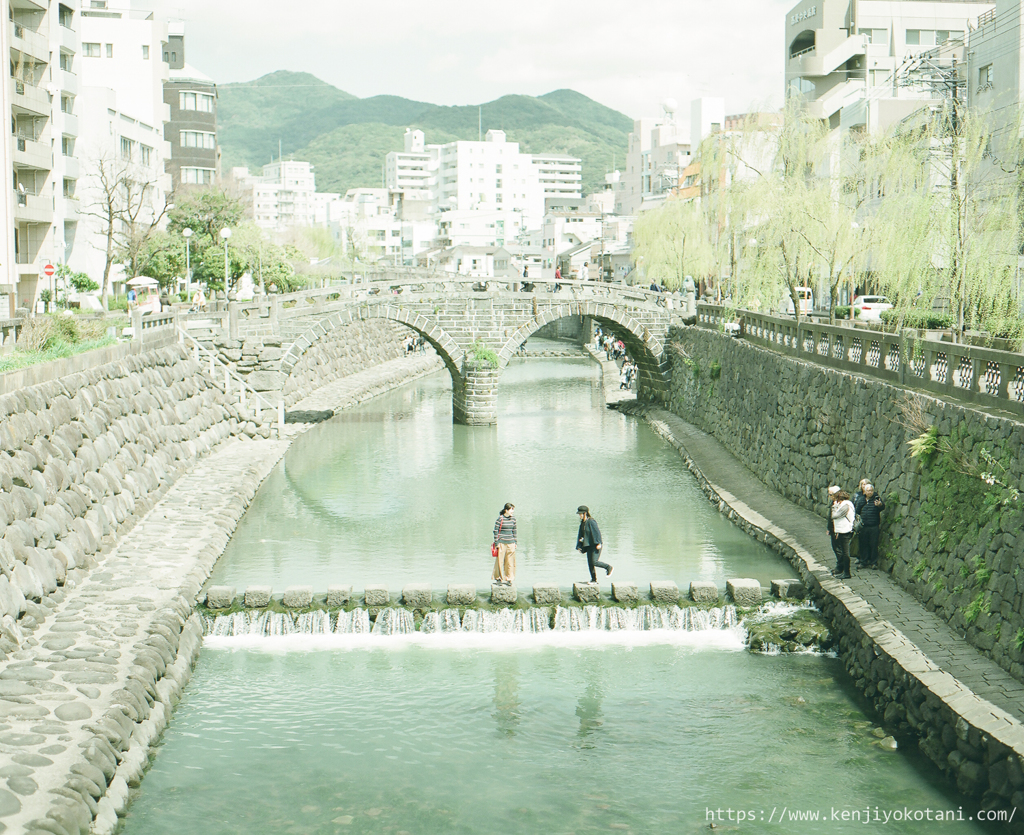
[206,273,682,425]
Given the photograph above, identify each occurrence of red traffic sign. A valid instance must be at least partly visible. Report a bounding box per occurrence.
[43,264,55,277]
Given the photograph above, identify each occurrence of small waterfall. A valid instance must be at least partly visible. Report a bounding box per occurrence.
[204,604,740,638]
[552,605,738,632]
[371,607,415,635]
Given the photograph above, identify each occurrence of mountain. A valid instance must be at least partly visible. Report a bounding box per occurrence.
[217,73,631,197]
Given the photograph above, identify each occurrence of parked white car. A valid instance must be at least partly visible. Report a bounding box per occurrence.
[852,295,893,321]
[782,287,813,316]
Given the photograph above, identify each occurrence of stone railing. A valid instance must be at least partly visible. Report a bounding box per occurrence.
[0,317,23,350]
[228,274,669,334]
[696,304,1024,412]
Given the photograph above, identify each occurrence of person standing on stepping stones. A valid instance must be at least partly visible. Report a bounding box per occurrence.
[492,503,517,585]
[576,506,612,583]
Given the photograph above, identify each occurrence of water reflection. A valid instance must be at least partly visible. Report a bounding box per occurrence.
[492,657,522,738]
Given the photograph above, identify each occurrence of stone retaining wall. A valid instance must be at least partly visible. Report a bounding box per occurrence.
[666,326,1024,686]
[629,403,1024,825]
[212,319,410,407]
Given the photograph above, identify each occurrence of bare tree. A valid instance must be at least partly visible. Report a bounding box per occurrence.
[83,150,169,309]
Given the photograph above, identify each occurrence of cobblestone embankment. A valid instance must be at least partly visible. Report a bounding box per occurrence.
[0,346,446,834]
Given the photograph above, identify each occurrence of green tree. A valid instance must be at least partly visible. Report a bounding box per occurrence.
[631,199,713,290]
[167,189,246,253]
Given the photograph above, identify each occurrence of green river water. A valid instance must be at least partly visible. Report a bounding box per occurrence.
[119,347,992,834]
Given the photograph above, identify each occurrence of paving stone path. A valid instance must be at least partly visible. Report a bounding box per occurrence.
[642,407,1024,728]
[292,353,443,414]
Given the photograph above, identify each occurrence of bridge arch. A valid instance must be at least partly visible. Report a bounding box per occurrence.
[497,300,670,402]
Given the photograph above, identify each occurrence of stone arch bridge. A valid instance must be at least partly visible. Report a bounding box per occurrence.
[198,274,682,425]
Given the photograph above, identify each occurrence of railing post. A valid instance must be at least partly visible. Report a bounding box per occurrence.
[228,301,240,341]
[269,296,279,329]
[898,330,906,386]
[131,308,143,343]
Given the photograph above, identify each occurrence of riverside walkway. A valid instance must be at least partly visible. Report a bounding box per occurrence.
[633,405,1024,772]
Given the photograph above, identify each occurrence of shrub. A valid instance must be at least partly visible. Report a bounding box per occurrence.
[880,310,954,330]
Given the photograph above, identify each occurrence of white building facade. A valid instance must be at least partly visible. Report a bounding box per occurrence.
[619,102,692,216]
[70,0,173,289]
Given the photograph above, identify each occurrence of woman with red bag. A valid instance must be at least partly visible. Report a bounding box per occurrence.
[492,503,517,586]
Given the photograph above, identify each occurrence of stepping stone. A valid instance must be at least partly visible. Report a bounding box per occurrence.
[689,581,720,605]
[727,578,762,607]
[573,582,600,603]
[401,584,432,608]
[327,585,352,607]
[533,584,561,605]
[205,586,235,609]
[282,586,313,608]
[491,582,517,605]
[771,579,805,600]
[611,582,639,603]
[364,585,389,607]
[446,584,477,606]
[650,581,679,604]
[243,585,272,608]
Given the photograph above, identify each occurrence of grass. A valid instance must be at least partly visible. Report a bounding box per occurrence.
[0,313,128,373]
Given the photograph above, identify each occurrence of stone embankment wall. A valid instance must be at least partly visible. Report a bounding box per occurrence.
[665,326,1024,682]
[0,346,254,640]
[212,319,410,407]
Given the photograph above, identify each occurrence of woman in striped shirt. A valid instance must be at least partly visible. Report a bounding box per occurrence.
[492,503,517,585]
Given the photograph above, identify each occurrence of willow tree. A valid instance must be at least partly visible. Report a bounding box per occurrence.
[631,198,714,290]
[871,105,1024,344]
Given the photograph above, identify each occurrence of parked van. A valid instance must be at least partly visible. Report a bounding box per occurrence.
[782,287,813,316]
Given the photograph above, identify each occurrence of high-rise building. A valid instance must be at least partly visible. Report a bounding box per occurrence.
[784,0,994,135]
[163,21,219,190]
[236,160,317,230]
[3,1,81,316]
[619,100,691,216]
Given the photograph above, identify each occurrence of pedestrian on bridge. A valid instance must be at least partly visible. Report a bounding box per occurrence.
[492,503,517,586]
[577,505,612,584]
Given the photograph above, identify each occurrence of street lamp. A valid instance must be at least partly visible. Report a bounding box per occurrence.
[220,227,232,295]
[182,228,193,296]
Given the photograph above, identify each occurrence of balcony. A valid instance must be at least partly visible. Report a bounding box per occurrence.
[61,112,79,136]
[789,32,867,79]
[59,69,78,96]
[12,79,50,117]
[807,79,867,122]
[13,135,51,171]
[11,21,49,63]
[63,197,80,221]
[14,191,53,224]
[60,23,77,52]
[61,156,80,179]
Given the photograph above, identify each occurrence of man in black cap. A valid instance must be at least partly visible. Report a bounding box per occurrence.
[576,506,612,584]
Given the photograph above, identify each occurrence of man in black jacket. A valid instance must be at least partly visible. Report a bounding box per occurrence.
[576,506,613,584]
[854,482,885,568]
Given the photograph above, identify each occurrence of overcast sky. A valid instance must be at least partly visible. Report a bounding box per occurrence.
[138,0,795,123]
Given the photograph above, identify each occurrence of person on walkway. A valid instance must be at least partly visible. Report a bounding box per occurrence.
[492,503,517,586]
[576,505,612,583]
[580,262,590,282]
[830,488,856,579]
[854,482,885,568]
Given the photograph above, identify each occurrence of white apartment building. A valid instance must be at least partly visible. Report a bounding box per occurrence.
[386,128,581,229]
[249,160,317,229]
[619,101,692,216]
[785,0,994,134]
[3,1,82,316]
[70,0,173,288]
[967,1,1024,148]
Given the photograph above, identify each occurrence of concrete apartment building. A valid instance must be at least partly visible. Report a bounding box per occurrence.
[2,0,81,316]
[162,22,219,190]
[785,0,994,135]
[385,128,582,230]
[69,0,173,288]
[618,101,692,215]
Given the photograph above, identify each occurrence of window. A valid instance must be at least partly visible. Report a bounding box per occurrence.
[63,178,76,198]
[59,52,73,72]
[858,28,889,45]
[142,45,149,59]
[120,137,134,159]
[62,137,74,156]
[83,42,100,57]
[906,30,938,47]
[979,64,993,89]
[179,91,214,112]
[140,145,152,166]
[180,167,214,185]
[91,0,107,7]
[61,96,72,114]
[58,5,74,28]
[179,130,216,149]
[105,43,113,58]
